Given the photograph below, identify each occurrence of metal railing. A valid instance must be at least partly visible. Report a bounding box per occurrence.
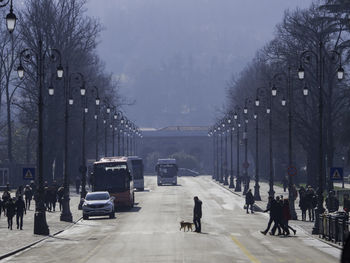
[318,213,349,246]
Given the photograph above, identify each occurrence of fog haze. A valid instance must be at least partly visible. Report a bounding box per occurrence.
[87,0,313,128]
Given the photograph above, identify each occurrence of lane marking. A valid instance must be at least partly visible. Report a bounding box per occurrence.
[231,236,261,263]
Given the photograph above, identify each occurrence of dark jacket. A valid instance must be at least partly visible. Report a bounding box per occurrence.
[194,199,202,219]
[245,191,254,205]
[15,199,26,215]
[6,200,16,217]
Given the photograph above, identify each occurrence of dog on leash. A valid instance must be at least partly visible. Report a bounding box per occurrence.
[180,220,194,232]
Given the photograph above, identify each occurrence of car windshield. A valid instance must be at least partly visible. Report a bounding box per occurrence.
[85,193,109,201]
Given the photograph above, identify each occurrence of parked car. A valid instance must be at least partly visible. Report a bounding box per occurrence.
[178,168,199,177]
[82,191,115,220]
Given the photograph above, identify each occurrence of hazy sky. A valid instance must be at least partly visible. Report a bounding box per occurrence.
[86,0,314,128]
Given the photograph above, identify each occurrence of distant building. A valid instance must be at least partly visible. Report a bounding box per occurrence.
[138,126,212,174]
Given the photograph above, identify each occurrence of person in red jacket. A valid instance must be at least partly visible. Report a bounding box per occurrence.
[282,199,296,236]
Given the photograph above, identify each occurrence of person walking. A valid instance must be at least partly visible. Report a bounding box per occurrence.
[57,186,64,212]
[325,190,339,213]
[15,185,24,200]
[298,187,307,221]
[261,196,281,235]
[15,195,26,230]
[245,189,254,214]
[6,197,16,230]
[193,196,202,233]
[282,176,288,192]
[270,196,284,235]
[305,186,316,221]
[24,185,33,210]
[343,194,350,214]
[282,199,296,236]
[2,188,11,215]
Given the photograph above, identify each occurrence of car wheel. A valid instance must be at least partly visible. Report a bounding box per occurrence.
[109,212,115,219]
[83,214,88,220]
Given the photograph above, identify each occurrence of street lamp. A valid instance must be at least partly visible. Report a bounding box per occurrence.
[234,106,242,192]
[60,70,85,222]
[298,42,344,234]
[227,117,235,189]
[0,0,16,33]
[18,41,63,235]
[272,68,297,219]
[243,98,252,195]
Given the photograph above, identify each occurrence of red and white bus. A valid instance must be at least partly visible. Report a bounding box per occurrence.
[92,157,134,209]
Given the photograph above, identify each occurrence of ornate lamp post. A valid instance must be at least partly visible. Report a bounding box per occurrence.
[214,127,219,181]
[272,68,297,219]
[227,117,235,189]
[243,99,252,195]
[233,107,242,192]
[298,42,344,234]
[17,41,63,235]
[224,121,229,185]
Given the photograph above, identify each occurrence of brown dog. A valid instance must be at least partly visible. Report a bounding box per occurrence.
[180,220,194,232]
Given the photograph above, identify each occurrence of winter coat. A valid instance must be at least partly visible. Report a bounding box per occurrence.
[15,199,26,215]
[245,191,254,205]
[6,200,16,217]
[283,203,291,221]
[193,199,202,219]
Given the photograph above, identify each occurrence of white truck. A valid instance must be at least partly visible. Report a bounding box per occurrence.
[155,159,178,186]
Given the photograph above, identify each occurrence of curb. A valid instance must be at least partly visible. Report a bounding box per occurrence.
[211,179,343,250]
[0,216,83,260]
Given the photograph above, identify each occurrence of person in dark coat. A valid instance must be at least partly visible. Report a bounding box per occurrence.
[270,196,284,235]
[305,186,316,221]
[57,186,64,211]
[2,189,11,215]
[6,197,16,230]
[342,233,350,263]
[325,191,339,213]
[24,185,33,210]
[343,194,350,214]
[44,186,51,211]
[193,196,202,233]
[298,186,307,221]
[245,189,254,214]
[282,199,296,236]
[75,176,81,194]
[261,196,277,235]
[282,176,288,192]
[15,195,26,230]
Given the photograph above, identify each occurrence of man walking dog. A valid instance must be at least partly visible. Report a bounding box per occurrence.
[193,196,202,233]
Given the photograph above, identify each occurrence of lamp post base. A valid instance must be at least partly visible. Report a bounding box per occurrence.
[34,209,49,235]
[312,207,324,234]
[254,183,261,201]
[268,188,275,198]
[60,196,73,222]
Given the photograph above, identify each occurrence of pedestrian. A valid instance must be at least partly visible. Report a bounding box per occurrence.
[343,194,350,214]
[75,176,81,194]
[44,186,51,211]
[57,186,64,211]
[342,233,350,263]
[15,185,24,200]
[245,189,254,214]
[282,176,288,192]
[15,195,26,230]
[2,188,11,215]
[50,183,58,212]
[282,199,296,236]
[193,196,202,233]
[298,187,307,221]
[24,185,33,210]
[305,186,316,221]
[6,197,16,230]
[261,196,282,235]
[325,190,339,213]
[270,196,284,235]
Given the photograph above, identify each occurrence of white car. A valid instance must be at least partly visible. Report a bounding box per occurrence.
[82,191,115,220]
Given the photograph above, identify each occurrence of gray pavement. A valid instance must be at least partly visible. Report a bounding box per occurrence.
[3,176,341,263]
[0,188,82,258]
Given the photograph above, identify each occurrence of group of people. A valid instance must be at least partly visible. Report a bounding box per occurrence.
[260,195,297,236]
[298,185,317,221]
[43,181,65,212]
[0,185,28,230]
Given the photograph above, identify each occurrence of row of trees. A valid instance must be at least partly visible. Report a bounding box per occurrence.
[216,0,350,187]
[0,0,128,183]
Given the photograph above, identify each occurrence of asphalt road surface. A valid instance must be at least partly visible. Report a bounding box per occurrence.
[5,176,341,263]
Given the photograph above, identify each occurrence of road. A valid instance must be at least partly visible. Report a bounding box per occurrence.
[5,176,341,263]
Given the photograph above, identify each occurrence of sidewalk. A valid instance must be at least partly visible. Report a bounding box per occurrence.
[0,188,82,258]
[212,178,342,247]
